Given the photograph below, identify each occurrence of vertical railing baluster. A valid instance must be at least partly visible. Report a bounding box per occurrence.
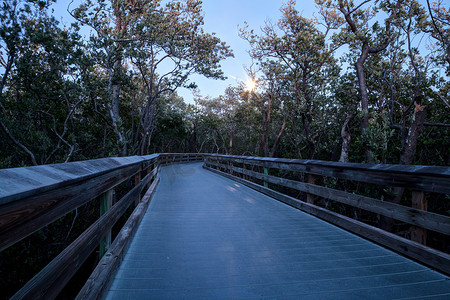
[134,169,141,207]
[411,191,427,245]
[99,189,113,258]
[307,174,316,205]
[263,166,269,188]
[146,163,152,190]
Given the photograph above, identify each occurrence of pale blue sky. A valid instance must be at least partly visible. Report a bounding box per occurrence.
[178,0,318,103]
[178,0,316,103]
[51,1,318,103]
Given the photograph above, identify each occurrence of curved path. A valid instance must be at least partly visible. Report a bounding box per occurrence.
[105,163,449,299]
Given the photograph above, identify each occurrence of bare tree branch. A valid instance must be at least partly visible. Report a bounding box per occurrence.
[0,116,38,165]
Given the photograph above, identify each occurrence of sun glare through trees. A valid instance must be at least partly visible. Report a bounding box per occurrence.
[244,78,257,92]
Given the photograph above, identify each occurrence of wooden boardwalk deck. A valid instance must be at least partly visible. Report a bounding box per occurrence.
[105,163,450,299]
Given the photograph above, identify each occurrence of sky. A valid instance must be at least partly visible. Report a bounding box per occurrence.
[51,0,318,104]
[174,0,317,103]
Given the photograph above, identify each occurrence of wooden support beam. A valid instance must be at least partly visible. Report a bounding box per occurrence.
[76,174,161,300]
[203,160,450,236]
[146,165,152,190]
[411,191,428,245]
[99,189,113,258]
[134,171,141,207]
[307,174,316,205]
[264,167,269,188]
[11,170,156,300]
[0,164,141,252]
[203,154,450,194]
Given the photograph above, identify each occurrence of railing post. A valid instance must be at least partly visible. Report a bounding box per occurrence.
[411,191,427,245]
[307,174,316,205]
[134,170,141,207]
[99,189,113,258]
[146,163,152,190]
[263,167,269,188]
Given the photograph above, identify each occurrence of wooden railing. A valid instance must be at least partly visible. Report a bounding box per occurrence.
[203,154,450,275]
[0,153,203,299]
[1,153,449,299]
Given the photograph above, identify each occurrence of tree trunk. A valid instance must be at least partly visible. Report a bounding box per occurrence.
[401,101,427,165]
[270,118,287,157]
[139,101,156,155]
[356,43,370,133]
[229,128,235,155]
[262,120,269,157]
[355,43,374,162]
[339,112,354,162]
[380,102,427,232]
[189,123,197,153]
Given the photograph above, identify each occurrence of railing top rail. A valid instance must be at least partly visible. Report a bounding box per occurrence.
[204,154,450,178]
[0,154,159,206]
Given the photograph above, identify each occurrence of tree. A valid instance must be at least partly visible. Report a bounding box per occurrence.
[425,0,450,74]
[243,62,288,157]
[316,0,404,162]
[0,0,87,166]
[240,0,340,158]
[71,0,233,155]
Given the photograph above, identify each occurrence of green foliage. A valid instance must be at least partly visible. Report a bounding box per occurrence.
[0,1,449,298]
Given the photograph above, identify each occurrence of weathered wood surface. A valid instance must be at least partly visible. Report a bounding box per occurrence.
[0,155,158,205]
[411,191,428,245]
[100,189,113,258]
[11,167,158,300]
[0,154,204,252]
[204,165,450,275]
[76,172,160,300]
[0,153,203,299]
[0,164,140,252]
[205,161,450,235]
[204,154,450,194]
[2,153,448,298]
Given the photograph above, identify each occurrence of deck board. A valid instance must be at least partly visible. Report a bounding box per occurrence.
[105,163,450,299]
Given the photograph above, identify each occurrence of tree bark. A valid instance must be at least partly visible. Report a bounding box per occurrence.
[356,43,370,133]
[229,128,235,155]
[401,101,427,165]
[339,112,354,162]
[270,118,287,157]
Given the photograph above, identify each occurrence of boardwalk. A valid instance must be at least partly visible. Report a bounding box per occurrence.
[105,163,450,299]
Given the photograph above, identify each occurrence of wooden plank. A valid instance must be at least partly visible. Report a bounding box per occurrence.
[205,161,450,235]
[99,189,113,258]
[76,174,160,300]
[204,155,450,194]
[204,165,450,275]
[411,191,428,245]
[0,164,141,252]
[134,171,141,207]
[307,174,316,205]
[0,155,158,206]
[11,168,158,300]
[264,167,269,188]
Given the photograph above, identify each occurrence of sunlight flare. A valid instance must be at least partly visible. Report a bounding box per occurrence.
[244,78,257,92]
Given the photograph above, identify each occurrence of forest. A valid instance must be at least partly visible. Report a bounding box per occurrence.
[0,0,449,298]
[0,0,449,168]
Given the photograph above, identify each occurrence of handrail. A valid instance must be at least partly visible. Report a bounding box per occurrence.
[0,153,204,299]
[1,153,449,298]
[203,154,450,275]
